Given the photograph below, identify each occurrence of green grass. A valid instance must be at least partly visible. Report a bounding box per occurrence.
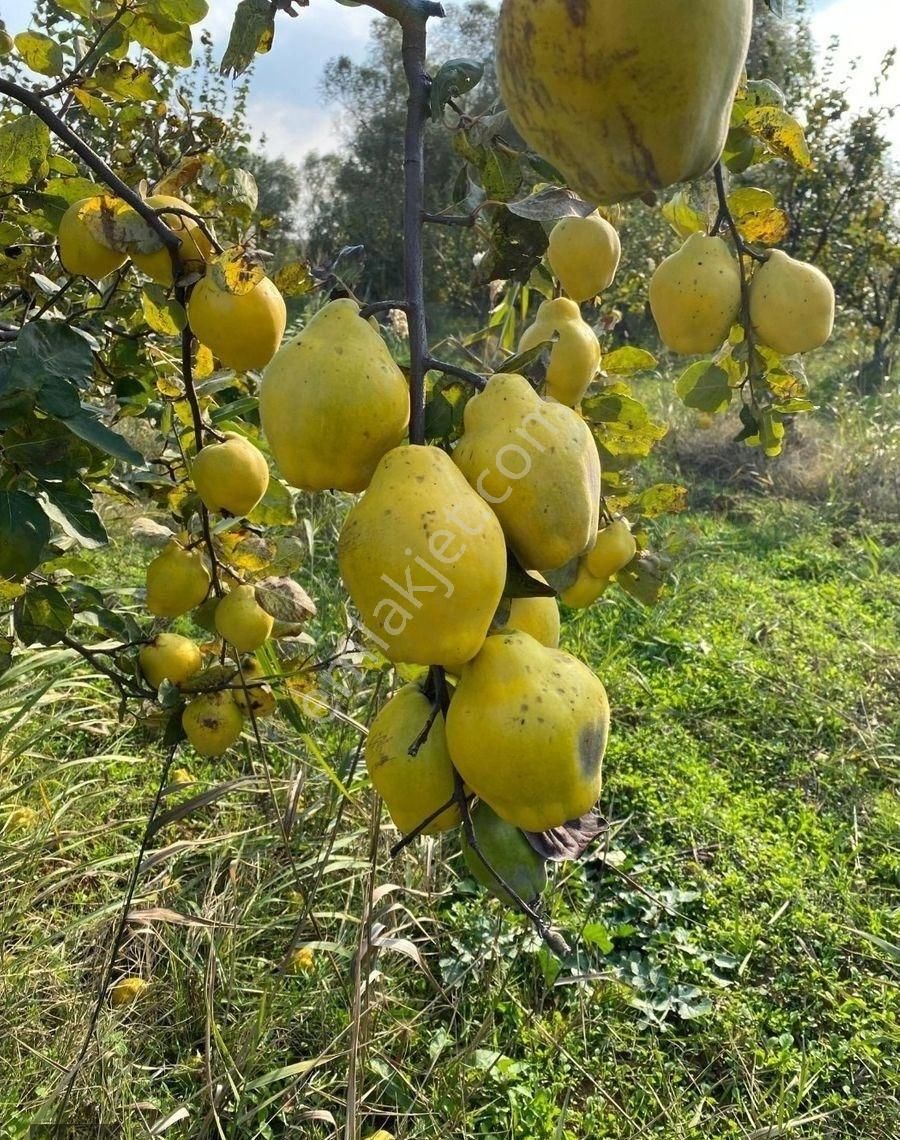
[1,498,898,1139]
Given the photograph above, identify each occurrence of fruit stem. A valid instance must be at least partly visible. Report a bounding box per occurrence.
[712,162,765,411]
[423,355,487,390]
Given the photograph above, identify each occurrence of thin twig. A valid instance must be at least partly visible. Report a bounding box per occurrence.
[423,355,486,389]
[358,299,409,320]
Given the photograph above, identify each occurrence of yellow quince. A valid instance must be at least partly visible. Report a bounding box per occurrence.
[548,212,621,302]
[452,373,601,571]
[518,298,601,406]
[182,691,243,757]
[338,445,507,668]
[446,630,609,832]
[649,234,742,354]
[365,683,461,834]
[259,299,410,492]
[145,540,211,618]
[497,0,752,204]
[192,432,269,517]
[139,632,202,689]
[214,585,274,654]
[57,196,127,280]
[188,271,286,373]
[749,250,835,355]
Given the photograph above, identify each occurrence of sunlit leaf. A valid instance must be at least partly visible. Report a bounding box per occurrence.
[603,346,657,375]
[141,286,186,336]
[0,115,51,184]
[14,31,64,76]
[272,260,316,297]
[220,0,275,79]
[727,187,789,245]
[506,185,593,222]
[208,247,266,296]
[675,362,732,414]
[743,106,812,168]
[661,190,706,238]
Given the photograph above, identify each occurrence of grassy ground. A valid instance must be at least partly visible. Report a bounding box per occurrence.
[1,495,898,1139]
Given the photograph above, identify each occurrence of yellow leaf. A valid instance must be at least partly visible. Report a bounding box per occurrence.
[194,343,215,379]
[208,247,266,296]
[661,189,706,239]
[742,106,812,169]
[727,187,789,246]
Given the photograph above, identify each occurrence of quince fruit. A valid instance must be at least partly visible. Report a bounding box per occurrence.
[259,299,409,492]
[453,373,601,571]
[518,298,601,407]
[560,563,608,610]
[139,632,202,689]
[749,250,835,355]
[57,197,127,280]
[495,575,560,648]
[446,630,609,832]
[497,0,752,204]
[109,976,149,1008]
[215,584,274,653]
[182,690,243,756]
[365,683,461,835]
[188,272,286,372]
[146,540,210,618]
[462,800,548,907]
[192,432,269,517]
[650,234,742,354]
[233,656,277,718]
[338,445,507,668]
[548,212,621,302]
[585,519,637,581]
[130,194,213,286]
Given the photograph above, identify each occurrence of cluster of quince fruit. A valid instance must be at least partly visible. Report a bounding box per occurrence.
[650,233,835,359]
[57,193,286,371]
[231,205,637,903]
[138,428,313,756]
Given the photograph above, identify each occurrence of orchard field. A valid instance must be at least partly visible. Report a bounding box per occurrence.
[1,1,899,1138]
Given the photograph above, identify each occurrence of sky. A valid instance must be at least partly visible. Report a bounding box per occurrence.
[1,0,898,161]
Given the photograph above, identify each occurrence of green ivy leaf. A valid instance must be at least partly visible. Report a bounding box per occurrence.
[0,114,51,184]
[675,362,732,414]
[14,31,65,77]
[13,583,74,646]
[0,490,51,580]
[220,0,275,79]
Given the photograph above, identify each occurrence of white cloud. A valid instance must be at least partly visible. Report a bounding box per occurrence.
[809,0,900,148]
[246,95,338,160]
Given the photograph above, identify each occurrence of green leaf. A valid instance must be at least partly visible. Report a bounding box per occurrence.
[14,31,64,77]
[89,62,161,103]
[15,320,94,386]
[631,483,689,519]
[582,392,667,459]
[63,409,145,465]
[141,286,186,336]
[424,391,455,439]
[130,13,193,68]
[13,584,74,646]
[0,491,51,580]
[272,260,316,297]
[0,637,13,679]
[37,376,82,419]
[54,0,93,16]
[72,87,111,122]
[675,362,732,414]
[38,481,108,549]
[430,58,483,120]
[221,167,258,212]
[603,346,657,375]
[220,0,275,78]
[247,478,296,527]
[504,554,557,599]
[0,114,51,184]
[727,187,790,245]
[148,0,209,24]
[506,185,593,222]
[616,551,668,607]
